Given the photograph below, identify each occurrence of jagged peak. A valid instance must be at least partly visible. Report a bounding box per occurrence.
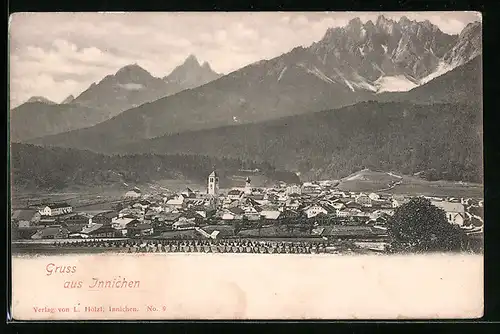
[115,63,152,76]
[26,96,56,105]
[184,54,200,66]
[376,14,393,25]
[202,61,211,70]
[347,17,363,28]
[461,20,482,34]
[61,94,75,104]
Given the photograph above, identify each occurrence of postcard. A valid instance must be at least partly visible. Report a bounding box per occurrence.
[9,11,483,320]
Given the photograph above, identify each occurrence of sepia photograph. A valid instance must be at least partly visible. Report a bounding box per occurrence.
[9,11,483,320]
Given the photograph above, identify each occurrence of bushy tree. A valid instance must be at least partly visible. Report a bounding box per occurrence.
[387,197,467,253]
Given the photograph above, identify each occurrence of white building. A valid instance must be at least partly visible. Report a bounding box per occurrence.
[227,189,244,200]
[285,185,302,196]
[431,201,466,226]
[125,189,141,199]
[207,170,219,195]
[38,203,73,216]
[304,205,328,219]
[165,195,185,209]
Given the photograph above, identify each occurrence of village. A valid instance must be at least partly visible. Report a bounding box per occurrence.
[11,169,484,254]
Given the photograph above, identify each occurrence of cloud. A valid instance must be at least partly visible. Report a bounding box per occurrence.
[9,12,480,106]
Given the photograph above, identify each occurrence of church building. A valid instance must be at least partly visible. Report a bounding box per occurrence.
[207,169,219,195]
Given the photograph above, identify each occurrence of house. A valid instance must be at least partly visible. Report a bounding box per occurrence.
[301,183,322,194]
[31,225,69,239]
[369,209,394,219]
[86,225,121,238]
[337,208,363,218]
[92,211,118,226]
[222,207,245,220]
[331,191,348,198]
[243,205,262,221]
[431,201,466,226]
[127,223,154,237]
[303,205,328,219]
[132,200,151,211]
[191,206,215,219]
[38,203,73,216]
[38,218,57,226]
[12,209,41,227]
[355,194,372,207]
[165,195,185,209]
[64,213,91,226]
[125,189,141,199]
[161,213,182,226]
[181,187,196,198]
[172,218,196,230]
[392,195,409,208]
[149,203,164,213]
[344,201,363,210]
[372,200,393,209]
[112,217,140,230]
[260,205,281,220]
[279,209,301,220]
[227,189,244,200]
[330,201,346,210]
[285,199,301,210]
[285,185,302,196]
[368,193,380,201]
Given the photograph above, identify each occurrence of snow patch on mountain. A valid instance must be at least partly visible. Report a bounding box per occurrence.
[333,68,355,91]
[419,61,454,85]
[117,83,145,91]
[298,64,337,85]
[374,75,419,93]
[310,67,336,84]
[277,66,287,82]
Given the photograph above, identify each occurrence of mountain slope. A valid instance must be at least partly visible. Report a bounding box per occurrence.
[120,101,482,183]
[377,55,481,104]
[12,57,223,143]
[10,102,110,142]
[28,17,481,152]
[30,48,372,151]
[72,64,171,117]
[61,95,75,104]
[73,57,222,116]
[10,143,297,191]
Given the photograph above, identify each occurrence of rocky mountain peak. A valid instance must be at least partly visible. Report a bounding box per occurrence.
[184,54,200,66]
[26,96,56,105]
[61,95,75,104]
[163,55,221,88]
[114,63,154,83]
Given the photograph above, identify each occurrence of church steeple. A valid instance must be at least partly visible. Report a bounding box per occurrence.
[207,168,219,195]
[244,176,252,195]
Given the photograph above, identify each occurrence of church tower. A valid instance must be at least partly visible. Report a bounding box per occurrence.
[207,169,219,196]
[244,176,252,195]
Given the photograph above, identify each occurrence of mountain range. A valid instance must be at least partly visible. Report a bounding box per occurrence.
[12,16,483,184]
[117,101,482,183]
[25,16,481,151]
[11,55,222,141]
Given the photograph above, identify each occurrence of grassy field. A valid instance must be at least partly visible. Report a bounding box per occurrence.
[336,169,483,198]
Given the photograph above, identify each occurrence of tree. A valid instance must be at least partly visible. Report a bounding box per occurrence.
[387,197,467,253]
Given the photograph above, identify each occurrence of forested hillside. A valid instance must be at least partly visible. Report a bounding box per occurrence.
[123,101,482,183]
[10,143,295,190]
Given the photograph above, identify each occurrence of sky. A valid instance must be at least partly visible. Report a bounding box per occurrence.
[9,11,481,108]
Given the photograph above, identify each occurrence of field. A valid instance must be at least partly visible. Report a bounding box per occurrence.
[336,169,483,198]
